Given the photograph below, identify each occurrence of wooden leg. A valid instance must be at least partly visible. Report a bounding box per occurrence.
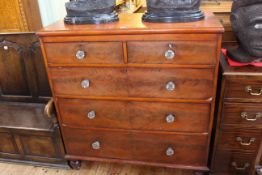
[69,160,82,170]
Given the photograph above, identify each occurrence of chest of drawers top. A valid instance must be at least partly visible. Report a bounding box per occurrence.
[38,13,223,38]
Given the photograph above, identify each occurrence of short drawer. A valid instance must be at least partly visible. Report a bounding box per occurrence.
[50,67,128,97]
[217,129,261,152]
[221,102,262,126]
[63,127,208,166]
[224,78,262,101]
[212,150,255,175]
[58,98,210,133]
[127,68,213,99]
[44,42,123,64]
[127,41,217,65]
[50,67,214,100]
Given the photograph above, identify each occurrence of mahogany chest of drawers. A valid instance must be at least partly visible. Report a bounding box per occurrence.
[211,57,262,175]
[38,13,223,172]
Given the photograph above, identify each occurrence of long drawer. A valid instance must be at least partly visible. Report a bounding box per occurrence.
[221,102,262,126]
[127,41,217,65]
[63,127,208,166]
[58,98,210,133]
[44,42,124,64]
[50,67,214,99]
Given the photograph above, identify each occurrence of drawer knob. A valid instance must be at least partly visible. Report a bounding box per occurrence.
[245,86,262,96]
[166,114,176,123]
[3,46,9,50]
[241,112,262,122]
[87,111,96,119]
[166,147,175,156]
[76,50,86,60]
[91,141,101,150]
[165,44,176,60]
[231,162,250,171]
[166,81,176,91]
[236,137,256,146]
[81,80,90,89]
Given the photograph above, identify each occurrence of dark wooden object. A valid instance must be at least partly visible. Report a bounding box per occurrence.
[38,13,223,172]
[211,56,262,175]
[0,33,67,168]
[0,101,67,168]
[0,33,51,103]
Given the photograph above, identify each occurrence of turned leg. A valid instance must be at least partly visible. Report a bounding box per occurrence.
[69,160,82,170]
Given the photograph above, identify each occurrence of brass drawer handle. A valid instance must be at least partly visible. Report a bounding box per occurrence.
[81,80,90,89]
[87,111,96,120]
[245,86,262,96]
[166,147,175,157]
[76,50,86,60]
[236,137,256,146]
[164,44,176,60]
[166,81,176,91]
[241,112,262,122]
[231,162,250,171]
[166,114,176,123]
[91,141,101,150]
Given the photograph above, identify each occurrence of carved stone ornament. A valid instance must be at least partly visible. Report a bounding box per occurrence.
[64,0,119,25]
[142,0,204,23]
[227,0,262,63]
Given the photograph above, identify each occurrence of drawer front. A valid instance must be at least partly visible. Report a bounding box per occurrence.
[224,79,262,101]
[212,150,255,175]
[127,68,213,99]
[44,42,123,64]
[50,67,214,100]
[63,127,208,166]
[50,67,128,97]
[217,129,261,152]
[127,41,216,65]
[222,102,262,126]
[58,98,210,132]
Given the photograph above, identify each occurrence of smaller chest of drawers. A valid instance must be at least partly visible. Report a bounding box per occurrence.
[211,57,262,175]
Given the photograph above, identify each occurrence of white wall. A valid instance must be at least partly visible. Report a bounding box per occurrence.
[38,0,68,27]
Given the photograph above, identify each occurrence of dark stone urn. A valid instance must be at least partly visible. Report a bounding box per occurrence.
[142,0,204,23]
[64,0,118,25]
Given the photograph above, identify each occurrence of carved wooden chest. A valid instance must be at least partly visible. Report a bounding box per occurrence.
[38,13,223,172]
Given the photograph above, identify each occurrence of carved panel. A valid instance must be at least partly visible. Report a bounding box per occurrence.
[0,40,30,97]
[0,33,51,102]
